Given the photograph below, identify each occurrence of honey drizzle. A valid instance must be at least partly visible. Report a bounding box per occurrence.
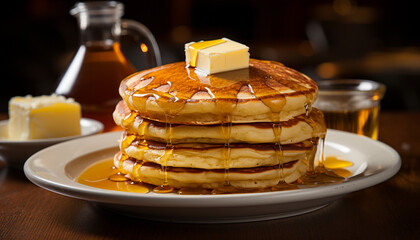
[210,95,240,194]
[252,72,310,188]
[221,116,232,186]
[298,136,347,185]
[120,133,136,153]
[317,133,326,169]
[153,117,175,193]
[132,161,143,182]
[117,151,128,175]
[306,138,319,173]
[122,111,138,128]
[151,90,184,193]
[295,100,343,185]
[255,90,286,186]
[273,120,284,185]
[211,115,236,194]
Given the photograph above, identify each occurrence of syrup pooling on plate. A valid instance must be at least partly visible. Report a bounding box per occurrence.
[323,156,353,178]
[76,154,352,194]
[77,159,149,193]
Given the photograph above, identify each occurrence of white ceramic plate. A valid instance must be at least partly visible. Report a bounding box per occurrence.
[0,119,103,167]
[24,130,400,223]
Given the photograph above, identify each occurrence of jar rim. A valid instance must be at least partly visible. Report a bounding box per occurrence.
[316,79,386,96]
[70,1,124,16]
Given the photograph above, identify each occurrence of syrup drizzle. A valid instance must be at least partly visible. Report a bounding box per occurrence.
[153,116,176,193]
[221,116,232,185]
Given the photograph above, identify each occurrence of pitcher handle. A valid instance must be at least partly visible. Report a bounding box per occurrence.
[121,19,162,66]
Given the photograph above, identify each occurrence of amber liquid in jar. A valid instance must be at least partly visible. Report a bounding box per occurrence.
[322,105,380,140]
[55,42,136,132]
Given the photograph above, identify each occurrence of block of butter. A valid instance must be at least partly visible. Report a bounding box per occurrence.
[185,38,249,75]
[8,95,81,140]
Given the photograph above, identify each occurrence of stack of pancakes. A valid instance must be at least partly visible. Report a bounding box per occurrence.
[113,59,326,192]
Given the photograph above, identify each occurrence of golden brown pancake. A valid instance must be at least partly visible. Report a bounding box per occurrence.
[114,152,307,189]
[113,100,326,144]
[119,131,316,169]
[119,59,318,124]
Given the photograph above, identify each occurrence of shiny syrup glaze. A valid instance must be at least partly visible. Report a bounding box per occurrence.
[120,59,317,118]
[108,57,332,193]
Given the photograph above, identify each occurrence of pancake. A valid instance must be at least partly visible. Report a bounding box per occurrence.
[114,100,326,144]
[114,152,307,189]
[119,59,318,124]
[120,132,316,169]
[111,57,326,192]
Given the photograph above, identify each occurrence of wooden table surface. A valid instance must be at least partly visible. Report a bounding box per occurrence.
[1,111,419,239]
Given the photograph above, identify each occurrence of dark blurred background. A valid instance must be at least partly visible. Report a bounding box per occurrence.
[2,0,420,113]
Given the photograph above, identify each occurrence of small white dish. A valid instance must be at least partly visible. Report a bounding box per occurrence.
[24,130,401,223]
[0,118,103,168]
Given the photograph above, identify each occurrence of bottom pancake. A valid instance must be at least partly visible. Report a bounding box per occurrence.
[114,151,307,189]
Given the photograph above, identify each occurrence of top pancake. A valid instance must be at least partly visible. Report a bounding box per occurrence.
[120,59,318,124]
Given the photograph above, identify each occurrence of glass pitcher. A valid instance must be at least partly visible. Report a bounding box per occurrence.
[55,1,161,132]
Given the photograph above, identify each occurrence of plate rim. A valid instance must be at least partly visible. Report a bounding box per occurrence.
[23,129,401,208]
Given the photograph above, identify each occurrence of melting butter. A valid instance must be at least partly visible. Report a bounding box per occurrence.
[187,39,226,67]
[185,38,249,74]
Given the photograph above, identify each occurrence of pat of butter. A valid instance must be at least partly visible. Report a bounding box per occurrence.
[8,95,81,140]
[185,38,249,74]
